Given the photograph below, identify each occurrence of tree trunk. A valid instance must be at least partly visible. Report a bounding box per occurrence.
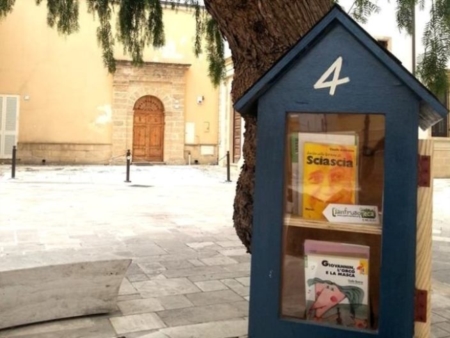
[204,0,332,252]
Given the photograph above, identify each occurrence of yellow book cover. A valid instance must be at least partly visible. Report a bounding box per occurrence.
[302,142,357,220]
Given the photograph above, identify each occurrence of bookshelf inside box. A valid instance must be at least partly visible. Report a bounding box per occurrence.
[281,220,382,329]
[284,215,382,235]
[281,113,385,330]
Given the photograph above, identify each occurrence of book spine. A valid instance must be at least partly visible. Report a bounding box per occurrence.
[291,133,299,215]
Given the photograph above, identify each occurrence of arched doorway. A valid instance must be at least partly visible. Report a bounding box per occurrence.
[132,95,165,162]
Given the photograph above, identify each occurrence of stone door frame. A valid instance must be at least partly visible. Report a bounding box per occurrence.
[111,61,190,164]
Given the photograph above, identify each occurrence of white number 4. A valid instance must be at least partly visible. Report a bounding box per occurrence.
[313,56,350,96]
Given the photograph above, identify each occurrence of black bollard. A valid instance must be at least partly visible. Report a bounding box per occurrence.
[226,151,232,182]
[125,149,131,183]
[11,145,16,179]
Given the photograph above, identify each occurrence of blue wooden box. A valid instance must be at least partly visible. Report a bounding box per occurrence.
[234,5,447,338]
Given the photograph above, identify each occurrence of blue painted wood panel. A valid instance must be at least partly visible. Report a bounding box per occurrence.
[235,6,447,128]
[249,22,419,338]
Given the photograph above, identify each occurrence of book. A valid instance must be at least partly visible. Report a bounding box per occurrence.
[296,132,357,217]
[288,133,299,214]
[301,138,358,220]
[304,240,370,329]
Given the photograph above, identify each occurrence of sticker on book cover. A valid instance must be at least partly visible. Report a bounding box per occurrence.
[323,204,380,224]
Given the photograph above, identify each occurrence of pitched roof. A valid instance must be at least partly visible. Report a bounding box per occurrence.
[234,5,447,130]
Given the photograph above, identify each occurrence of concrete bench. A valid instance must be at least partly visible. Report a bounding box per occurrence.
[0,252,131,330]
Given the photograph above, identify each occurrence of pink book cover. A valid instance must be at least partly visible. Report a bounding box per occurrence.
[304,240,370,329]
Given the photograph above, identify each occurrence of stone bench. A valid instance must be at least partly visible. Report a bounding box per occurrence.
[0,252,131,330]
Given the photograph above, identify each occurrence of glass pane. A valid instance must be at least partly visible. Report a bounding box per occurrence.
[281,113,384,332]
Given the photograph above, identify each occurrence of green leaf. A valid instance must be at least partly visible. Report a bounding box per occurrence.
[417,0,450,96]
[205,18,225,87]
[0,0,15,18]
[39,0,80,35]
[349,0,380,24]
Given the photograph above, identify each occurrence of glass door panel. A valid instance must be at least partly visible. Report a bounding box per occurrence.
[281,113,385,332]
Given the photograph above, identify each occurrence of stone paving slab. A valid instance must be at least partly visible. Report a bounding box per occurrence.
[138,319,248,338]
[0,317,117,338]
[194,280,229,292]
[0,166,449,338]
[118,298,166,315]
[110,313,166,335]
[185,290,244,306]
[157,302,248,327]
[154,295,195,311]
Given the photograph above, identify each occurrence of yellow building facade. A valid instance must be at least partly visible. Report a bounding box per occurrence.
[0,1,219,164]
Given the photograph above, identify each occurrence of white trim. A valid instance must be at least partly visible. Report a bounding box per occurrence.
[237,116,245,167]
[218,65,234,167]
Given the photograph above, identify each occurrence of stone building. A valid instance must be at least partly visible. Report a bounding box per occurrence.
[0,1,219,165]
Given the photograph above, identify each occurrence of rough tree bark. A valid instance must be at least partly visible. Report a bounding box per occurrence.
[204,0,332,252]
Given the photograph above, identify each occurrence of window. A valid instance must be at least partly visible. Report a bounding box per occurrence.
[376,40,388,49]
[0,95,20,158]
[375,37,391,51]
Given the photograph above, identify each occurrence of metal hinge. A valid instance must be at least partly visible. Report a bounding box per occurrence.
[414,289,428,322]
[418,155,431,187]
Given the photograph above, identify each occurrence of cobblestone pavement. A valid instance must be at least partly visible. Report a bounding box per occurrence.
[0,165,449,338]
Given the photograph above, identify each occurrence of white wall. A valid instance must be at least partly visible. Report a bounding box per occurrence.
[340,0,433,138]
[339,0,432,73]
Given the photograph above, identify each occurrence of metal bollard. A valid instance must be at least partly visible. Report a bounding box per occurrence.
[125,149,131,183]
[11,145,16,179]
[226,151,232,182]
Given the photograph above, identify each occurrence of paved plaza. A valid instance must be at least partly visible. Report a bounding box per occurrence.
[0,165,450,338]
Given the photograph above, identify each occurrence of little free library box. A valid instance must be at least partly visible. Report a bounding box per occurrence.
[234,5,447,338]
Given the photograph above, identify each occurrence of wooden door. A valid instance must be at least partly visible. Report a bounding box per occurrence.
[132,96,165,162]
